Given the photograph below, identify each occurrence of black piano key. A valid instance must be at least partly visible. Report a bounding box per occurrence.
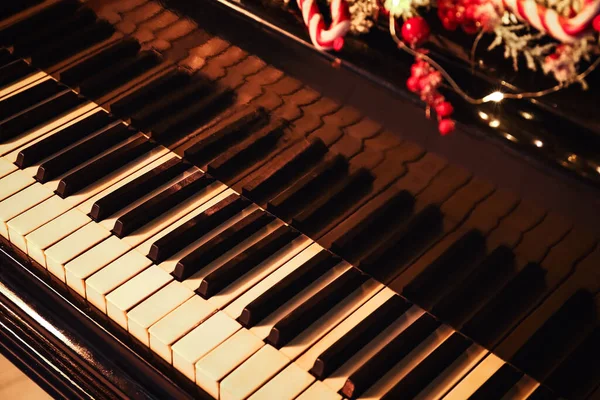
[510,290,596,380]
[113,171,215,238]
[148,194,250,263]
[111,69,192,117]
[0,0,80,46]
[238,250,340,328]
[16,111,114,168]
[150,88,235,140]
[311,295,411,379]
[78,51,162,98]
[0,0,44,22]
[462,262,547,346]
[0,49,14,67]
[130,77,212,129]
[526,385,558,400]
[381,332,472,400]
[242,138,328,203]
[341,313,440,399]
[90,157,189,222]
[266,268,369,349]
[0,79,63,122]
[36,123,133,183]
[34,20,115,69]
[207,119,285,182]
[291,168,374,234]
[0,90,85,142]
[56,137,157,198]
[60,38,142,87]
[172,211,274,281]
[330,189,415,260]
[0,59,34,88]
[358,204,444,279]
[198,225,300,298]
[12,7,97,57]
[184,107,268,166]
[267,154,348,220]
[431,246,516,326]
[547,326,599,399]
[468,364,523,400]
[403,229,487,306]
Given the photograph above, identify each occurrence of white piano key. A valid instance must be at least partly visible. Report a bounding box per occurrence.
[157,203,259,276]
[195,329,264,399]
[106,265,173,329]
[85,250,152,313]
[181,217,279,292]
[7,196,72,253]
[0,183,53,238]
[134,188,236,257]
[172,311,241,381]
[127,281,194,346]
[442,353,505,400]
[26,208,91,267]
[207,235,312,310]
[249,363,315,400]
[249,262,352,342]
[122,180,229,249]
[149,296,217,363]
[505,375,540,400]
[0,170,35,202]
[224,243,324,320]
[414,343,488,400]
[297,381,342,400]
[0,158,17,179]
[295,287,397,372]
[44,222,111,280]
[323,305,425,393]
[0,102,97,157]
[360,325,455,400]
[64,236,132,297]
[220,344,290,400]
[0,71,50,100]
[279,278,383,362]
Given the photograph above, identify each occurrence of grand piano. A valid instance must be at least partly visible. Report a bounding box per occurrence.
[0,0,598,398]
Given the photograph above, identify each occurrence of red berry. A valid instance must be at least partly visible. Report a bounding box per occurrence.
[436,101,454,118]
[438,119,455,135]
[401,17,431,47]
[442,17,458,30]
[462,22,479,34]
[407,76,420,92]
[594,15,600,31]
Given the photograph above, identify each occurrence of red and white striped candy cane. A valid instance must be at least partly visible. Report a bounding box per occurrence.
[296,0,351,51]
[502,0,600,42]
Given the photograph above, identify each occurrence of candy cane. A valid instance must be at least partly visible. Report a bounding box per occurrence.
[502,0,600,42]
[296,0,351,51]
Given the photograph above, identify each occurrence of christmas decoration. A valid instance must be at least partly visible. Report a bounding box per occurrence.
[291,0,600,135]
[296,0,351,50]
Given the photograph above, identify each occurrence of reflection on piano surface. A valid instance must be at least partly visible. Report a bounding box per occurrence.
[0,0,599,399]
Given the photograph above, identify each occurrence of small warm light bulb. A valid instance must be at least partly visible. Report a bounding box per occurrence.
[489,119,500,128]
[478,111,489,120]
[533,139,544,148]
[520,111,534,120]
[503,133,517,142]
[483,91,505,103]
[596,166,600,174]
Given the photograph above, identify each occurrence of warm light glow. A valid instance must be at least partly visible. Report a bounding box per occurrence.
[489,119,500,128]
[503,133,517,142]
[483,91,504,103]
[533,139,544,148]
[478,111,489,120]
[520,111,534,120]
[567,154,578,163]
[596,166,600,174]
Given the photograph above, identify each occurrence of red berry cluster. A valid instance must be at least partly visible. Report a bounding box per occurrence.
[437,0,501,33]
[407,57,455,135]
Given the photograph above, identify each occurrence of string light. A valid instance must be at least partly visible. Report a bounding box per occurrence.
[533,139,544,147]
[489,119,501,128]
[478,111,489,120]
[389,15,600,105]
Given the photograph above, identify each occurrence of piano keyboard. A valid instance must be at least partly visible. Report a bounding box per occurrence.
[0,1,598,399]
